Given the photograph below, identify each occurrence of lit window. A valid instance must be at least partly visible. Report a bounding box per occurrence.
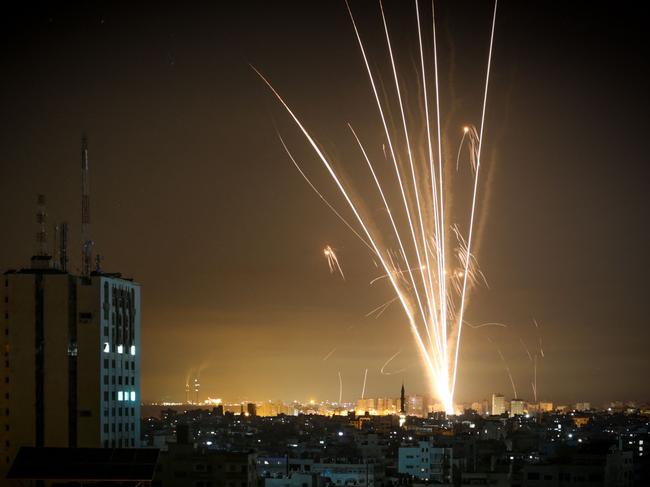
[103,343,110,353]
[130,345,136,356]
[130,391,136,402]
[117,391,123,401]
[117,345,123,354]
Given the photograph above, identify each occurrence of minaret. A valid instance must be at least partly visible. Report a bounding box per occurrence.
[81,134,93,277]
[400,383,406,414]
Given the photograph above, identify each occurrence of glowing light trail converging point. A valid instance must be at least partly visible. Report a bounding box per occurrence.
[256,0,499,414]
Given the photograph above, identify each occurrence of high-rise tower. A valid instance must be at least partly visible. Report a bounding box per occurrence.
[400,383,406,414]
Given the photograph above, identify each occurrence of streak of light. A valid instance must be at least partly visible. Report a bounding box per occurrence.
[380,349,402,375]
[338,371,343,404]
[365,296,399,319]
[324,245,345,279]
[489,337,518,399]
[322,347,337,361]
[361,368,368,399]
[256,0,499,414]
[465,321,507,329]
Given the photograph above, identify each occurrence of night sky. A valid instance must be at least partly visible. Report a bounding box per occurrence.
[1,1,648,406]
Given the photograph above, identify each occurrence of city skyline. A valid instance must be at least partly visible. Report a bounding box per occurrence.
[1,1,649,407]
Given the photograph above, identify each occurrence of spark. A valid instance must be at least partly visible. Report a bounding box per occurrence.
[324,245,345,279]
[256,0,499,414]
[322,347,337,361]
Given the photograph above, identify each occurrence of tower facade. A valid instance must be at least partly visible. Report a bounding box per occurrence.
[1,263,142,473]
[400,383,406,414]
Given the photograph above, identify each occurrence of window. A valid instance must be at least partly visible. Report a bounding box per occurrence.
[79,312,92,322]
[104,424,109,433]
[118,391,124,401]
[103,376,108,385]
[130,391,136,402]
[527,473,540,481]
[103,391,109,401]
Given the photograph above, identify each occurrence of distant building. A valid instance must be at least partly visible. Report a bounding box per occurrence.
[246,403,257,417]
[575,402,591,411]
[539,401,554,413]
[398,440,453,483]
[491,393,505,415]
[520,444,632,487]
[155,425,257,487]
[510,399,525,417]
[407,395,426,418]
[257,456,384,487]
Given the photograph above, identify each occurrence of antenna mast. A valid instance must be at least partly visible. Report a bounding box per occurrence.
[81,134,93,277]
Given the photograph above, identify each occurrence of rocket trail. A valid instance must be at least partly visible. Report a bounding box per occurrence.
[361,368,368,399]
[465,321,507,329]
[257,0,499,414]
[489,337,517,399]
[379,349,414,376]
[533,319,545,358]
[277,134,372,252]
[365,296,399,319]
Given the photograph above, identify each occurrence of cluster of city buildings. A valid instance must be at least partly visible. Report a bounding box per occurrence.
[141,398,650,487]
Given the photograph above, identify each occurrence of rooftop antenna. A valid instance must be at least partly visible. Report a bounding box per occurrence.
[59,222,69,272]
[35,194,48,256]
[53,223,60,269]
[81,134,93,277]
